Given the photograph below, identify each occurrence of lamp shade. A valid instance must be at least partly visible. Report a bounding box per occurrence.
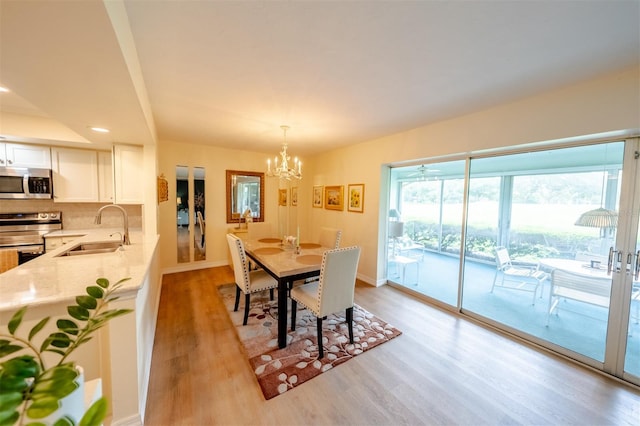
[389,221,404,238]
[574,208,618,228]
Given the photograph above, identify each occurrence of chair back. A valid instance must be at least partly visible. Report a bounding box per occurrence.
[247,222,274,240]
[316,246,361,317]
[226,233,251,293]
[196,211,205,248]
[495,246,513,270]
[319,227,342,249]
[551,268,611,298]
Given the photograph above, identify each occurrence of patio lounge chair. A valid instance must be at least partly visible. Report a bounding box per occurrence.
[491,246,547,305]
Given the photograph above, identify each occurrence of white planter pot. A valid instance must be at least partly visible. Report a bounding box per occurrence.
[27,366,86,425]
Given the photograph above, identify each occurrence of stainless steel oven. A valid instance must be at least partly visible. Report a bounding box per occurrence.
[0,212,62,264]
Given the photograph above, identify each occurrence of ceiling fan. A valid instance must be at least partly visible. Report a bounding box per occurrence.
[406,165,440,181]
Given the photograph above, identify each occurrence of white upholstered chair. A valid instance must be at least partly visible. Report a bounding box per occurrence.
[318,227,342,249]
[196,211,205,250]
[294,227,343,288]
[290,246,361,359]
[226,233,278,325]
[247,222,275,240]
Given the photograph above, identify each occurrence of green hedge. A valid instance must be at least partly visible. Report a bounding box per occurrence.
[404,220,595,262]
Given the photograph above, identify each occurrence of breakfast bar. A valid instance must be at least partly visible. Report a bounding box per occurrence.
[0,229,161,425]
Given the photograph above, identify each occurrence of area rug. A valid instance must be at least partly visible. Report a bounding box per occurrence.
[218,284,402,399]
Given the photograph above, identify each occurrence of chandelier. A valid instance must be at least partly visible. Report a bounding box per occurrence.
[267,125,302,180]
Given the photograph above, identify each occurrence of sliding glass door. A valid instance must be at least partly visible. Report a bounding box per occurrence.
[387,160,466,307]
[387,137,640,385]
[462,143,624,364]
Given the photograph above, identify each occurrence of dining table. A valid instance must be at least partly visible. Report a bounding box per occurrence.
[243,237,330,348]
[538,258,613,278]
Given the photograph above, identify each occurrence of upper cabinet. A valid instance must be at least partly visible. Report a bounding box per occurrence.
[113,145,143,204]
[98,151,114,203]
[46,144,142,204]
[0,143,51,168]
[51,147,101,202]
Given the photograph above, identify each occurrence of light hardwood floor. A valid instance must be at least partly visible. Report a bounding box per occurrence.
[144,267,640,425]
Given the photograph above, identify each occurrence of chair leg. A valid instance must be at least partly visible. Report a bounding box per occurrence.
[317,317,324,359]
[291,299,297,331]
[346,307,354,344]
[234,286,241,312]
[491,271,499,292]
[243,293,251,325]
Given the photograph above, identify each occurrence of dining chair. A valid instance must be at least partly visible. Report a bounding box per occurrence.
[226,233,277,325]
[196,211,205,249]
[492,246,547,305]
[247,222,275,240]
[318,227,342,249]
[290,246,361,359]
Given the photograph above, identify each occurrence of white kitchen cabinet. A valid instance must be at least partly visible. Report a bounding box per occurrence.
[113,144,143,204]
[98,150,114,202]
[0,142,51,168]
[51,147,100,202]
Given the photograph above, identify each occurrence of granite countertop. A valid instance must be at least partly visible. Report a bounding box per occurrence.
[0,228,159,311]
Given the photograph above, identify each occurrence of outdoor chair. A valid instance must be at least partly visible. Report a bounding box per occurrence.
[226,233,277,325]
[491,246,547,305]
[290,246,361,359]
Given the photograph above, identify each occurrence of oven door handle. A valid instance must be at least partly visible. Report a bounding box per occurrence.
[14,245,45,254]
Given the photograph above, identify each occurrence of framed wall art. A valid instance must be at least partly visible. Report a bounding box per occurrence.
[291,186,298,206]
[324,185,344,211]
[157,174,168,204]
[278,188,288,206]
[313,185,323,208]
[347,183,365,213]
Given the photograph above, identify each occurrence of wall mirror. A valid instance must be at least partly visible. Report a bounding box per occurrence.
[176,165,206,264]
[226,170,264,224]
[193,167,205,261]
[176,166,190,263]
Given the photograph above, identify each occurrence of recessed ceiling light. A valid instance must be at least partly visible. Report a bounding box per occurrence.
[89,127,110,133]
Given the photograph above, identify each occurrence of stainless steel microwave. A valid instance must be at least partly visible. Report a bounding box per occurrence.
[0,167,53,199]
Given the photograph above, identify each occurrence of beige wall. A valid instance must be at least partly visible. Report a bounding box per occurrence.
[157,66,639,282]
[158,141,293,273]
[308,66,639,285]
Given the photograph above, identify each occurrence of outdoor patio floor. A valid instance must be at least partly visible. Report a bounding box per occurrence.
[388,249,640,377]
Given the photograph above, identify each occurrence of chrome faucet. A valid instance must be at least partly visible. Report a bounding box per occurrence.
[95,204,130,245]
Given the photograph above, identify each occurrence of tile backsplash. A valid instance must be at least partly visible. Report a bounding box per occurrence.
[0,200,142,230]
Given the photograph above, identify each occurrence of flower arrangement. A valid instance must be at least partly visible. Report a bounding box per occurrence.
[283,236,297,246]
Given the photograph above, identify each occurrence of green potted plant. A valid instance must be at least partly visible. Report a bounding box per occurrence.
[0,277,133,426]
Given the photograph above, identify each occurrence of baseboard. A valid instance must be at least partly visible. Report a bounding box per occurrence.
[161,260,226,275]
[111,413,142,426]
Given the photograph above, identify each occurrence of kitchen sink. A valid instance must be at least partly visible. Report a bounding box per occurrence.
[55,240,123,257]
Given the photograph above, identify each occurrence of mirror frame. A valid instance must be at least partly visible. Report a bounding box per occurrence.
[226,170,265,224]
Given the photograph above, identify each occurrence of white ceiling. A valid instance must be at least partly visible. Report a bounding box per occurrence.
[0,1,638,156]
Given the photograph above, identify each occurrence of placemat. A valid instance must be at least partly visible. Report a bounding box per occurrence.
[253,247,284,255]
[299,243,321,249]
[296,254,323,265]
[259,238,281,243]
